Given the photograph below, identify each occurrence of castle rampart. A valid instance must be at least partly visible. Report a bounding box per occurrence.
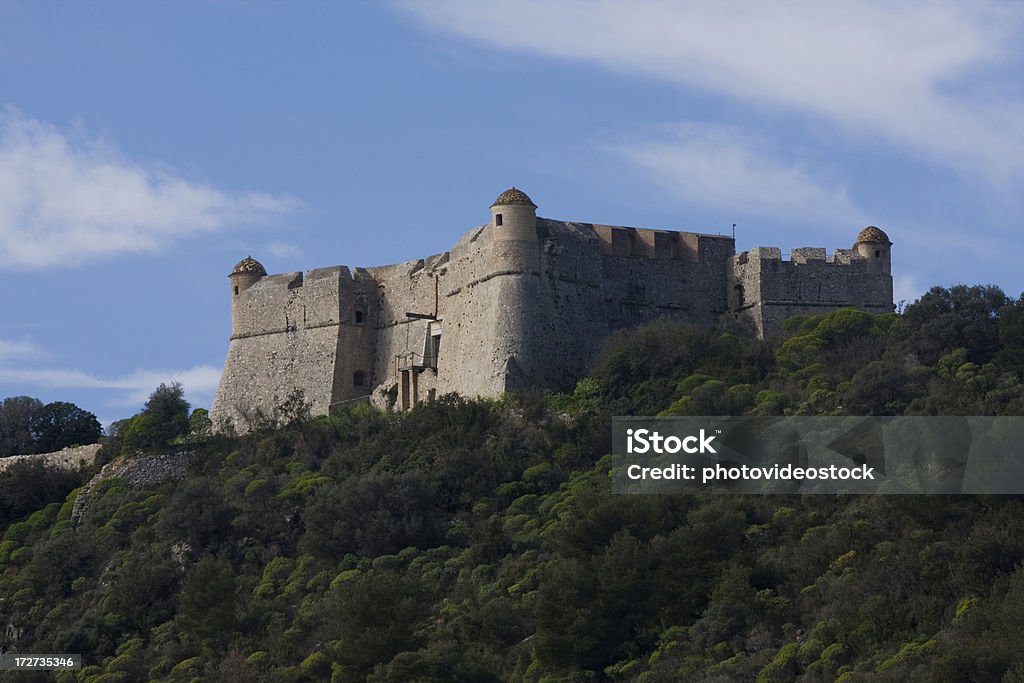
[211,189,893,430]
[729,230,893,337]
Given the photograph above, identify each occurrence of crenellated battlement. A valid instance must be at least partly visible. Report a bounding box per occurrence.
[735,246,869,266]
[729,233,893,337]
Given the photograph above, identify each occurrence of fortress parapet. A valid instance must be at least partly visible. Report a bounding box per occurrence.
[211,188,894,429]
[729,226,894,337]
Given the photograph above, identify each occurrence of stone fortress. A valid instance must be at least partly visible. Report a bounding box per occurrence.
[210,188,893,428]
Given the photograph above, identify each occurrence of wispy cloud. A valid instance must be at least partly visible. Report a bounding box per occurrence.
[607,123,864,224]
[264,241,303,259]
[0,337,38,361]
[0,364,221,406]
[0,108,298,270]
[399,1,1024,183]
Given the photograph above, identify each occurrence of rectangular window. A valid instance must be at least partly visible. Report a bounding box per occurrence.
[495,213,503,226]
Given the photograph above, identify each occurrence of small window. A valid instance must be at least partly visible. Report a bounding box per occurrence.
[353,371,365,387]
[234,286,239,296]
[355,309,364,324]
[430,335,442,368]
[495,213,503,226]
[875,250,881,258]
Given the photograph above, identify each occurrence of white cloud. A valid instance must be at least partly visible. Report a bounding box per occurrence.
[608,123,864,224]
[0,364,221,406]
[0,337,37,361]
[399,1,1024,183]
[0,108,298,270]
[264,240,303,259]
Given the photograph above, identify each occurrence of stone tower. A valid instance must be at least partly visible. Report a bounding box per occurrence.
[490,187,538,242]
[488,187,541,388]
[853,226,892,275]
[229,256,266,333]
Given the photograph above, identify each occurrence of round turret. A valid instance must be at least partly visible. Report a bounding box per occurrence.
[229,255,266,296]
[228,255,266,335]
[490,186,537,241]
[853,226,891,275]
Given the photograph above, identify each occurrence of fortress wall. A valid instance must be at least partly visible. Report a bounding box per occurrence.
[366,225,522,407]
[213,268,346,429]
[593,225,702,262]
[365,258,442,408]
[729,251,767,335]
[524,221,612,388]
[330,269,380,407]
[230,271,304,337]
[437,227,517,397]
[730,248,894,336]
[303,267,348,325]
[597,233,733,330]
[212,326,341,429]
[503,223,735,390]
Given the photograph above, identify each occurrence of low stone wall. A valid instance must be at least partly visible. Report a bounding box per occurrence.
[71,451,196,523]
[0,444,102,473]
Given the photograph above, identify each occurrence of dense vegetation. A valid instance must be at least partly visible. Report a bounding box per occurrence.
[0,397,101,457]
[2,284,1024,681]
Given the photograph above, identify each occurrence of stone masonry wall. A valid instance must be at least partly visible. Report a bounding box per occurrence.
[71,452,195,523]
[213,268,345,429]
[0,444,101,473]
[730,247,894,336]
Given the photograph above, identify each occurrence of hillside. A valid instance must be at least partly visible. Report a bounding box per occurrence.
[1,284,1024,681]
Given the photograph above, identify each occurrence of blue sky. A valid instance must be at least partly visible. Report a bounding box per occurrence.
[1,1,1023,427]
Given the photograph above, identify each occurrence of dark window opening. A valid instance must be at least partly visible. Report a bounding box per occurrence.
[353,371,365,387]
[431,335,441,368]
[875,250,881,258]
[355,309,364,324]
[495,213,503,226]
[234,286,239,296]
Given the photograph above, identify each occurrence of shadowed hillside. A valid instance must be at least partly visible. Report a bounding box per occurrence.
[1,285,1024,681]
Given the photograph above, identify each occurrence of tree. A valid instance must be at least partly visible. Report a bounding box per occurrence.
[33,401,102,453]
[0,396,101,456]
[0,460,82,526]
[178,555,237,647]
[121,383,191,452]
[997,294,1024,370]
[897,285,1009,365]
[188,408,212,438]
[0,396,44,456]
[143,382,191,440]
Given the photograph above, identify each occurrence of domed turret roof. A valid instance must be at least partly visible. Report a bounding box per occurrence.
[855,226,891,244]
[491,187,536,207]
[231,255,267,276]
